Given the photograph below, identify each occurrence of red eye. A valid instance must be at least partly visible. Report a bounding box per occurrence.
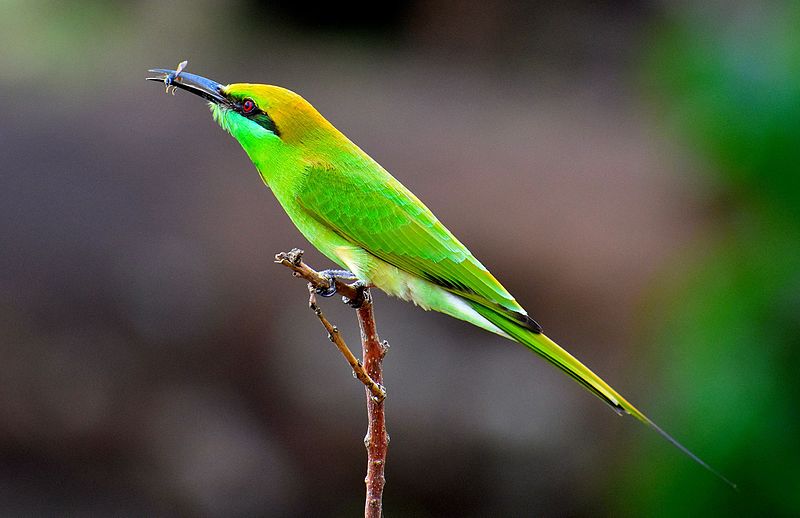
[242,99,256,114]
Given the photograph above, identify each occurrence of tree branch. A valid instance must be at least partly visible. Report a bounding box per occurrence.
[357,299,389,518]
[275,248,389,517]
[275,248,385,401]
[275,248,361,303]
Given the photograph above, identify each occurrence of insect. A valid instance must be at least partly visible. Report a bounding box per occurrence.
[164,60,188,95]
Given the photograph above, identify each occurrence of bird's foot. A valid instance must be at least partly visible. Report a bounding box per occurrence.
[315,269,358,297]
[342,280,369,309]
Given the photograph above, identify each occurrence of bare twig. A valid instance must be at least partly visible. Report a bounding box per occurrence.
[275,248,390,516]
[357,300,389,518]
[275,248,361,302]
[275,248,385,401]
[308,286,386,401]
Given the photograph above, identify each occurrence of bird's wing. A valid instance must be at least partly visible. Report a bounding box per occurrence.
[296,158,537,327]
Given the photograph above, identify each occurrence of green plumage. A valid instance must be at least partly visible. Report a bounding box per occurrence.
[296,161,524,314]
[147,71,733,487]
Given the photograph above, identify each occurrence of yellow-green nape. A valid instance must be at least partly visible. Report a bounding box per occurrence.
[221,83,336,143]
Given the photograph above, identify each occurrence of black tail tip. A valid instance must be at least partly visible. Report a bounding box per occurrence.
[523,314,543,333]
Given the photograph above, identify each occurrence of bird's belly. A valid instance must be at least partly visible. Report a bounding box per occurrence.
[334,246,508,338]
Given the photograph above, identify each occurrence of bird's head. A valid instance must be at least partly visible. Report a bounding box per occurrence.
[147,67,339,167]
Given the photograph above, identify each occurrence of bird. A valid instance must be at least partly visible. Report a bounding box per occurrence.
[147,64,734,488]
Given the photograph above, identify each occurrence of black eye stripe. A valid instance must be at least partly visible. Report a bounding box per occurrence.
[235,98,281,137]
[249,112,281,136]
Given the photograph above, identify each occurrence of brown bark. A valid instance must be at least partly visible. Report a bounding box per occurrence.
[357,298,389,518]
[275,249,389,516]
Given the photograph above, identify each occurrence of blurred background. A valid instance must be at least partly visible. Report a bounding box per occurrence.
[1,1,798,516]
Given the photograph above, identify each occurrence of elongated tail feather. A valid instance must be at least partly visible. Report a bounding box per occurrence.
[466,301,736,489]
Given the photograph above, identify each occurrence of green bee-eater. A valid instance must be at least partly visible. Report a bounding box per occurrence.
[147,67,733,487]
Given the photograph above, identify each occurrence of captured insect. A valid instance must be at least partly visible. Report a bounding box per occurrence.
[164,60,188,94]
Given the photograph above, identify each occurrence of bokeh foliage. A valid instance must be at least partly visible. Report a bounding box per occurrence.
[619,4,800,515]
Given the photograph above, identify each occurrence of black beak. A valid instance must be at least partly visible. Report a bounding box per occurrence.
[146,68,230,105]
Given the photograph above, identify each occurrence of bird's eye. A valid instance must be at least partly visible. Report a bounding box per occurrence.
[242,99,256,114]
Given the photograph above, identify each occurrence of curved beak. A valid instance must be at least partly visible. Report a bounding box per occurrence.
[146,68,230,105]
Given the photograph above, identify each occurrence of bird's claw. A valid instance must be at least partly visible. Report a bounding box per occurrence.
[343,280,369,308]
[314,270,367,306]
[315,269,357,297]
[315,271,339,297]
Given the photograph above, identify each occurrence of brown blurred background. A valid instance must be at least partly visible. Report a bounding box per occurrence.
[2,1,798,516]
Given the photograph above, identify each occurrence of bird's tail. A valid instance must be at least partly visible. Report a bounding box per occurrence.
[467,301,736,489]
